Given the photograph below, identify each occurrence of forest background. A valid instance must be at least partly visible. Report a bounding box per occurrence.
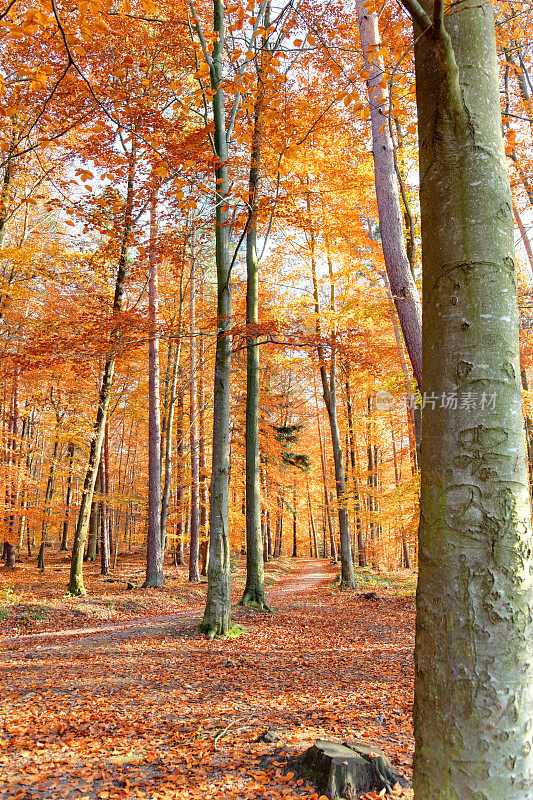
[0,0,531,634]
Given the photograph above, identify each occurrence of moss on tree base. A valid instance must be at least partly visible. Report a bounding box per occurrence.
[238,588,272,612]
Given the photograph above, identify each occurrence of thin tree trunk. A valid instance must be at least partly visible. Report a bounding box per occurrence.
[513,202,533,284]
[200,0,233,637]
[60,442,75,551]
[144,195,164,588]
[68,149,135,595]
[37,436,59,572]
[356,0,422,388]
[292,485,297,558]
[315,393,337,563]
[307,479,318,558]
[308,196,355,587]
[189,233,200,582]
[175,376,185,565]
[240,8,270,612]
[345,373,365,566]
[198,279,209,577]
[521,369,533,501]
[99,455,110,576]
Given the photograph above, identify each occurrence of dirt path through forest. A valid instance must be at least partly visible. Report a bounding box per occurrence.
[0,560,415,800]
[0,558,335,652]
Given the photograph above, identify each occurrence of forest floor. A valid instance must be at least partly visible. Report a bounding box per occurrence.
[0,554,416,800]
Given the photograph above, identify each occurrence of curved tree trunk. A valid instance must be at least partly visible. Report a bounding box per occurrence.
[356,0,422,389]
[68,151,135,596]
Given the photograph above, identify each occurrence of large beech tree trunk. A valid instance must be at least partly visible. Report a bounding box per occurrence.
[144,198,164,588]
[400,0,533,796]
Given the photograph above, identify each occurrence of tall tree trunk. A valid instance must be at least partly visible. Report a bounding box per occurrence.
[85,465,100,562]
[513,202,533,284]
[401,0,533,795]
[292,485,297,558]
[160,319,183,551]
[60,442,75,551]
[198,281,209,577]
[521,369,533,501]
[240,55,269,610]
[175,377,185,566]
[390,411,411,569]
[345,373,365,566]
[37,435,59,573]
[315,394,337,563]
[68,150,135,595]
[144,196,164,588]
[356,0,422,388]
[200,0,232,637]
[189,234,200,582]
[99,456,110,576]
[308,197,355,587]
[306,478,318,558]
[4,369,19,567]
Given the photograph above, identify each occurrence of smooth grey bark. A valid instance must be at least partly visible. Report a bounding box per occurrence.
[291,485,297,557]
[175,374,185,565]
[144,198,164,588]
[400,0,533,796]
[99,454,110,576]
[198,280,209,577]
[60,442,75,551]
[309,197,355,588]
[390,412,411,569]
[356,0,422,389]
[240,63,270,611]
[345,373,365,566]
[306,478,318,557]
[316,399,337,563]
[37,435,59,572]
[188,236,200,582]
[85,464,100,562]
[4,369,19,565]
[160,291,183,552]
[198,0,233,638]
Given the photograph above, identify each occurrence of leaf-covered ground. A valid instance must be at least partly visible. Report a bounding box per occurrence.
[0,557,415,800]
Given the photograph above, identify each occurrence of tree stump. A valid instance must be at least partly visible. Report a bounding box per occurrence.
[300,739,408,799]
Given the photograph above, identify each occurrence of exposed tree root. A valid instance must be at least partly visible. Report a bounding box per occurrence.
[238,589,272,613]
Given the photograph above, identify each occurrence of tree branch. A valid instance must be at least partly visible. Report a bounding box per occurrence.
[398,0,432,31]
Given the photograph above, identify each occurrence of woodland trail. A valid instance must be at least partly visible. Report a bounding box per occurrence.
[0,558,335,652]
[0,561,415,799]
